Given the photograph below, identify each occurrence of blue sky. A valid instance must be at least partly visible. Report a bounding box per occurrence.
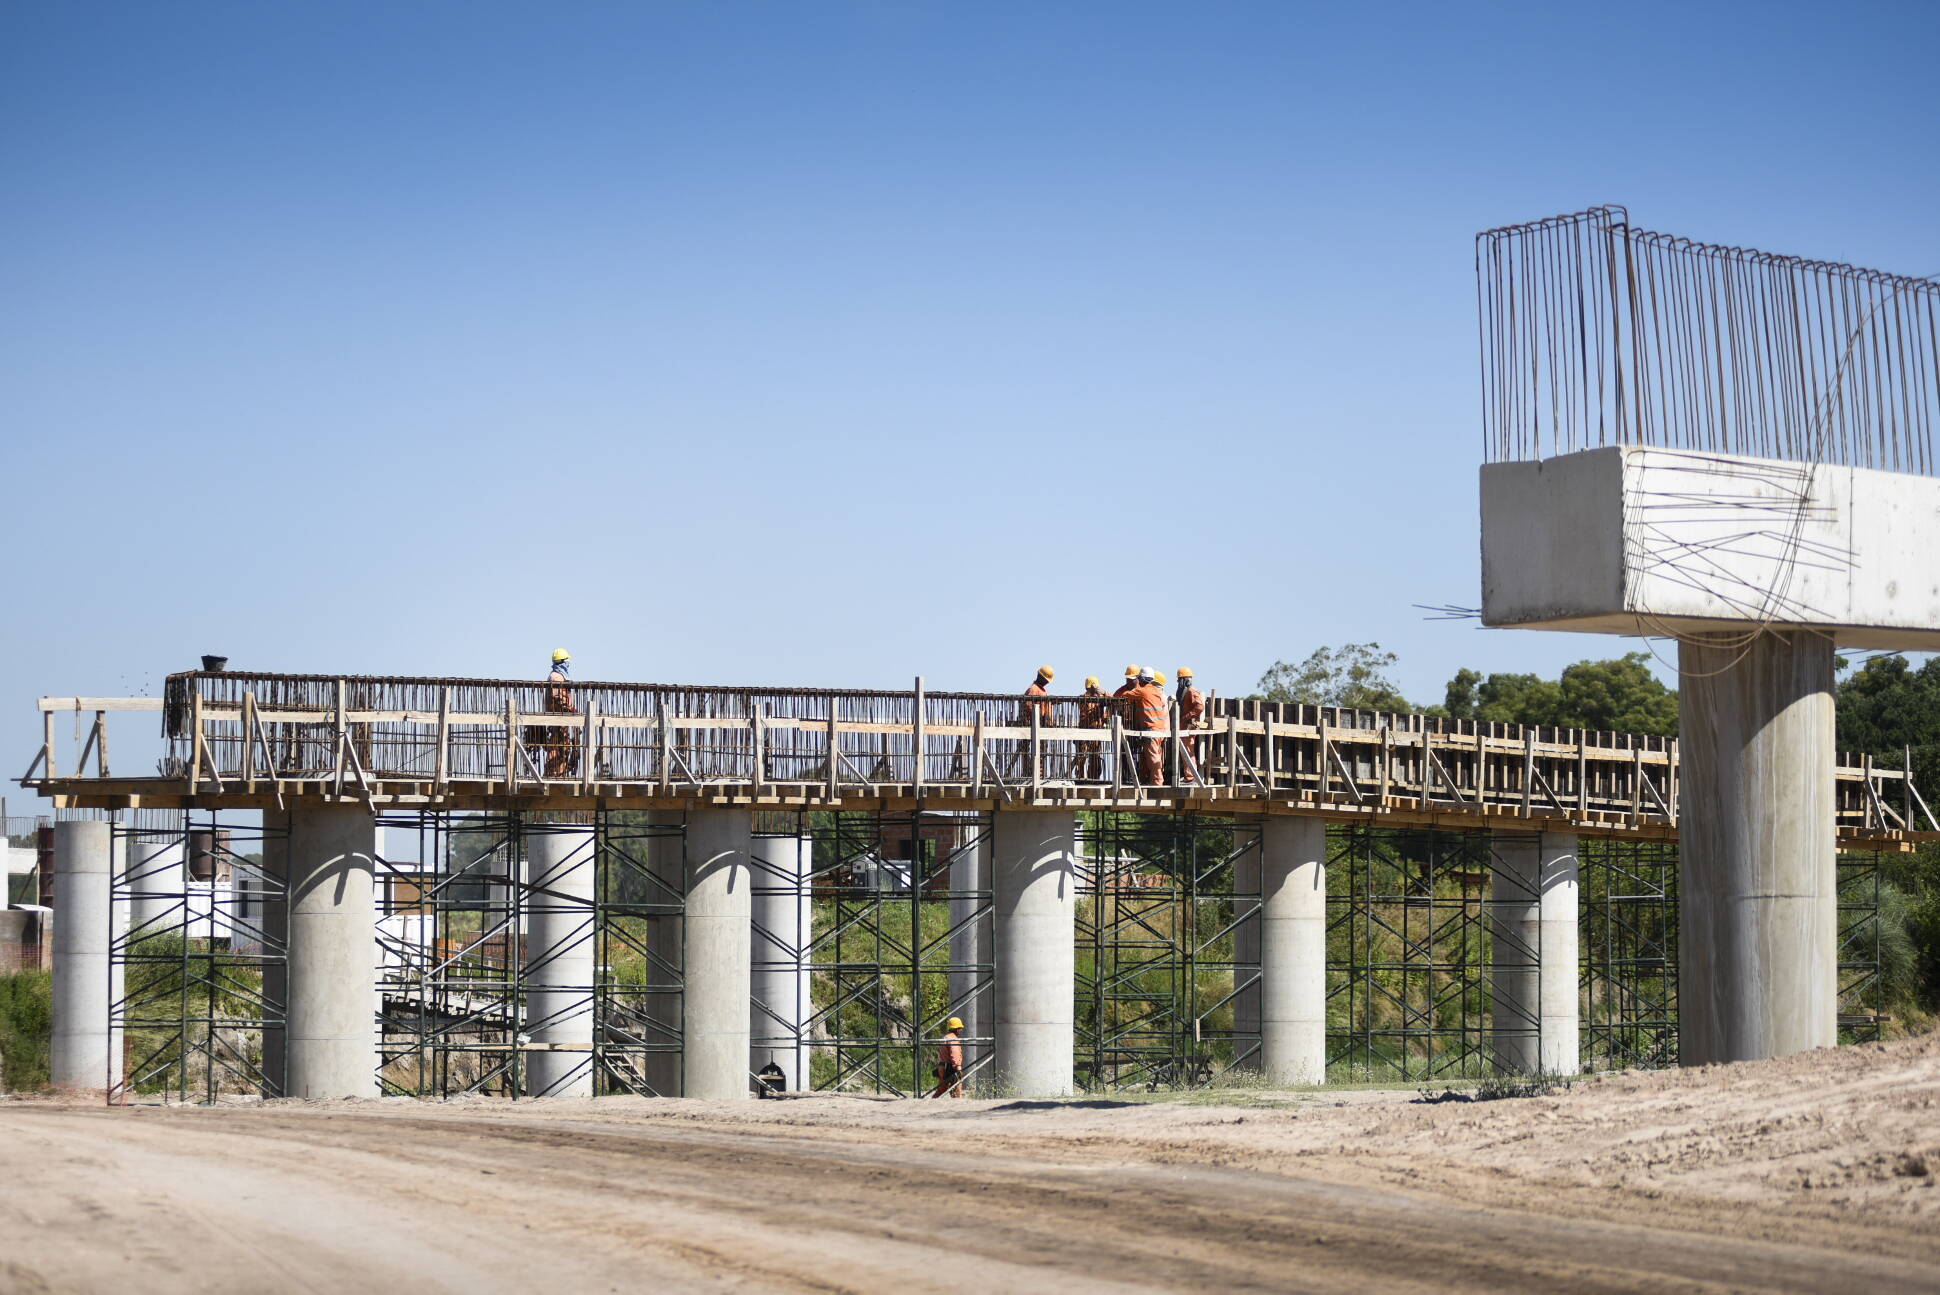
[4,1,1937,767]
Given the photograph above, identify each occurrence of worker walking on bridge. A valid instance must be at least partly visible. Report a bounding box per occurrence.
[1016,666,1055,781]
[930,1016,966,1097]
[1175,667,1205,783]
[1128,667,1168,785]
[537,649,580,778]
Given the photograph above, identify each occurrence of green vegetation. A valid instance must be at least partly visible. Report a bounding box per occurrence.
[0,969,52,1090]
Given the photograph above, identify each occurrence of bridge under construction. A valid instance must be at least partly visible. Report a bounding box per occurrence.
[21,668,1937,1104]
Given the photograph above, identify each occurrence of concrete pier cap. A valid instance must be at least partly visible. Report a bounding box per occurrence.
[1480,444,1940,1065]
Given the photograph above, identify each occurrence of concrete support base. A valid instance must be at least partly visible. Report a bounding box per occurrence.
[51,820,121,1091]
[751,834,811,1091]
[286,806,378,1099]
[1489,831,1580,1076]
[1678,631,1837,1065]
[1259,817,1326,1087]
[524,826,597,1096]
[684,808,752,1100]
[992,809,1076,1097]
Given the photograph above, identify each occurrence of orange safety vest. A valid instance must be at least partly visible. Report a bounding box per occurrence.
[1178,686,1205,728]
[1128,683,1167,732]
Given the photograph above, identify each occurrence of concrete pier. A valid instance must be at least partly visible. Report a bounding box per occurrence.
[125,832,182,937]
[524,825,597,1096]
[285,806,378,1099]
[1259,816,1326,1087]
[751,834,811,1091]
[642,809,684,1096]
[946,828,990,1079]
[51,820,121,1090]
[1678,632,1837,1064]
[683,808,752,1100]
[992,809,1076,1097]
[1489,831,1580,1076]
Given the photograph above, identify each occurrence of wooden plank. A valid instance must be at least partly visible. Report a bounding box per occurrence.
[434,687,451,791]
[1522,728,1534,816]
[913,677,925,793]
[38,697,166,712]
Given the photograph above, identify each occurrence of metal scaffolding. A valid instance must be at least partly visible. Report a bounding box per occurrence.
[1075,813,1260,1091]
[94,808,1887,1104]
[110,809,285,1103]
[1579,838,1678,1073]
[794,808,993,1096]
[374,810,685,1098]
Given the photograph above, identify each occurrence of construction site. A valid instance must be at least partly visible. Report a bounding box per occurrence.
[8,10,1940,1285]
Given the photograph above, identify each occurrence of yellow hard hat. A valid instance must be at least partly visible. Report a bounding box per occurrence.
[1178,666,1194,679]
[551,648,571,662]
[1153,671,1167,685]
[1124,664,1140,678]
[945,1017,964,1031]
[1084,676,1100,689]
[1038,665,1055,680]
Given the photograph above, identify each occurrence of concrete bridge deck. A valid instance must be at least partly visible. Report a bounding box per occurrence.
[22,669,1937,847]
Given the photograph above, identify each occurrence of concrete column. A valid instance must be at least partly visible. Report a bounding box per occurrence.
[1259,816,1326,1087]
[1489,831,1579,1076]
[51,820,122,1091]
[683,808,752,1100]
[1231,838,1262,1069]
[947,829,990,1078]
[524,826,597,1096]
[259,810,289,1095]
[751,835,811,1090]
[125,832,182,938]
[992,809,1076,1097]
[1678,632,1837,1065]
[285,806,378,1099]
[642,809,684,1096]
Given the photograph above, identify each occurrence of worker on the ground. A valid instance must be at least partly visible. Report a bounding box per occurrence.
[1128,667,1169,785]
[1076,675,1108,781]
[1016,666,1055,780]
[530,649,580,778]
[1176,667,1206,783]
[930,1016,966,1097]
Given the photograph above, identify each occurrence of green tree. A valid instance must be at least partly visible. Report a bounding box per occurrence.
[1254,643,1413,712]
[1554,653,1678,735]
[1834,653,1940,1023]
[1434,653,1673,734]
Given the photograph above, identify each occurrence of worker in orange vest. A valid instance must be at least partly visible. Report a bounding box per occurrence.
[1016,666,1055,781]
[1128,667,1169,785]
[1075,675,1108,782]
[930,1015,967,1097]
[1175,667,1206,782]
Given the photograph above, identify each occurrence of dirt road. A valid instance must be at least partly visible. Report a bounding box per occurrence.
[3,1033,1936,1293]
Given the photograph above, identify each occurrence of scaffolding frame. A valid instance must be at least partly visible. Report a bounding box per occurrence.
[1326,825,1542,1082]
[1075,813,1260,1091]
[795,808,993,1096]
[1579,838,1678,1072]
[109,809,285,1104]
[374,810,686,1098]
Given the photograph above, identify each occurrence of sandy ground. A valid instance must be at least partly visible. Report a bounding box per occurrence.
[3,1034,1937,1294]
